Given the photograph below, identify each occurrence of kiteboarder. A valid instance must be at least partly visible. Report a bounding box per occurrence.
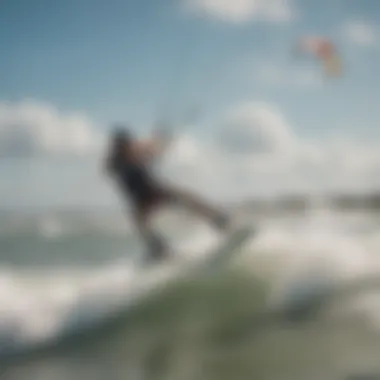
[104,125,230,260]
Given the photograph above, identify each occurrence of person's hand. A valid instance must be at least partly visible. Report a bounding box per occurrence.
[154,121,172,143]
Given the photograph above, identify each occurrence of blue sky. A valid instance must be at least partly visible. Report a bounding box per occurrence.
[1,0,379,133]
[0,0,379,208]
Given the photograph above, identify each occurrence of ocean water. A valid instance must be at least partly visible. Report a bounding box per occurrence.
[1,207,380,380]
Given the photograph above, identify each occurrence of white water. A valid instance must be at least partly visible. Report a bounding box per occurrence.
[1,208,380,357]
[0,223,223,356]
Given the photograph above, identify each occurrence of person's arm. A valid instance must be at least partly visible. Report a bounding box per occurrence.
[152,127,173,155]
[133,127,173,160]
[132,139,166,161]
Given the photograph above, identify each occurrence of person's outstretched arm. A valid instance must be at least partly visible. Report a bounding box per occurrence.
[134,126,173,160]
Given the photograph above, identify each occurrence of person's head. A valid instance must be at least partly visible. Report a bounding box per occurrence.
[110,124,134,153]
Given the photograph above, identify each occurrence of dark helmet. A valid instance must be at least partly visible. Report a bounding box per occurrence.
[111,124,134,147]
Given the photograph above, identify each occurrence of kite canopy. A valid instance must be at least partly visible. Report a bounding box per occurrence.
[295,36,342,77]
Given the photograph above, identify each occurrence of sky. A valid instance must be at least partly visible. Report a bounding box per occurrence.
[0,0,379,209]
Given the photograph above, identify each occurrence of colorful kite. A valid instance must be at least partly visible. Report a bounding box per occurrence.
[295,37,342,77]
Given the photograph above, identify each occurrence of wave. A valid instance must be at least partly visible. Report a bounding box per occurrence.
[2,210,380,369]
[0,225,233,362]
[4,265,380,380]
[2,262,380,367]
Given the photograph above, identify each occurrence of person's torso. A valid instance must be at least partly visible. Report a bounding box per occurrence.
[112,154,155,194]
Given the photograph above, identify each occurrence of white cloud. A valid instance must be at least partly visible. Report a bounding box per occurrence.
[0,101,103,158]
[162,102,380,199]
[0,100,379,207]
[219,102,296,156]
[343,21,377,47]
[183,0,295,24]
[165,134,201,166]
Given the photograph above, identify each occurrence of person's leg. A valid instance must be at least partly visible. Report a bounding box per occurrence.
[161,186,229,231]
[132,201,168,259]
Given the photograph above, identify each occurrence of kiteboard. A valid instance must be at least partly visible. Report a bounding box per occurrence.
[197,221,255,271]
[139,218,255,279]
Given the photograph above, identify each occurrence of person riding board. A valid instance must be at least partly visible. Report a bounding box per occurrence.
[104,125,230,259]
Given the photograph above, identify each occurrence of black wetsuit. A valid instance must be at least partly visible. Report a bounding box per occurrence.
[114,159,160,206]
[111,156,169,258]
